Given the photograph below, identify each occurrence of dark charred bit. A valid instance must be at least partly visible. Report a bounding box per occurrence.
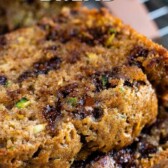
[56,83,78,99]
[25,0,34,4]
[32,147,42,158]
[92,70,123,92]
[137,140,158,158]
[135,80,146,87]
[73,109,88,120]
[71,160,85,168]
[0,75,7,85]
[129,46,149,67]
[45,25,73,43]
[124,80,146,88]
[18,56,61,82]
[43,105,61,132]
[73,101,103,120]
[70,8,79,16]
[73,103,94,120]
[67,50,80,64]
[80,134,87,144]
[0,25,9,35]
[71,151,104,168]
[55,12,69,24]
[80,26,109,46]
[92,107,104,120]
[92,72,110,92]
[111,148,137,168]
[0,35,6,47]
[54,17,68,24]
[159,135,168,144]
[46,29,59,41]
[130,46,149,58]
[45,45,57,51]
[124,80,134,87]
[18,70,35,82]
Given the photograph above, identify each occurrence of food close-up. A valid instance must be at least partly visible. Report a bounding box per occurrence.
[0,0,167,168]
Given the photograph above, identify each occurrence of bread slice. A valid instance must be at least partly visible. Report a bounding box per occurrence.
[0,0,80,34]
[0,7,167,167]
[0,8,157,167]
[38,7,168,110]
[71,109,168,168]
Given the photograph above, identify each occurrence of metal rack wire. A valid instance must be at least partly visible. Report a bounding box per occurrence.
[140,0,168,48]
[84,0,168,48]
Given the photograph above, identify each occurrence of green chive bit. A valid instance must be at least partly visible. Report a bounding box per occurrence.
[119,87,125,93]
[5,80,11,87]
[8,146,15,151]
[15,97,30,109]
[105,28,117,47]
[67,97,78,106]
[101,75,108,87]
[109,28,117,34]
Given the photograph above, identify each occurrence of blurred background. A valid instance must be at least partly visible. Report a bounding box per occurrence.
[84,0,168,49]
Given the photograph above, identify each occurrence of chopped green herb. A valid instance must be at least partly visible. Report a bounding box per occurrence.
[15,97,30,109]
[8,146,15,151]
[105,28,117,47]
[120,87,125,93]
[105,34,115,47]
[109,28,117,34]
[67,97,78,106]
[101,75,108,87]
[5,80,11,87]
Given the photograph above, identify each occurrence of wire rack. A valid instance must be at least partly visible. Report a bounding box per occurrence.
[84,0,168,48]
[140,0,168,48]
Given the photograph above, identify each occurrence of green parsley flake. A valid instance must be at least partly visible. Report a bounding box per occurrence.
[109,28,117,34]
[105,28,117,47]
[67,97,78,106]
[15,97,30,109]
[101,75,108,87]
[5,80,11,87]
[120,87,125,93]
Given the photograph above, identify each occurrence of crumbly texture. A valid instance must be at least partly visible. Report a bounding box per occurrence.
[0,7,167,167]
[0,64,157,167]
[71,110,168,168]
[0,0,80,34]
[0,6,167,107]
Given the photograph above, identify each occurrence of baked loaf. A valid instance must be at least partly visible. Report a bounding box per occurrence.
[0,7,160,167]
[0,5,167,108]
[71,109,168,168]
[0,0,80,34]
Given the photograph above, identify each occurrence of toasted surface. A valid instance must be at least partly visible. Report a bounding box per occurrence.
[0,7,159,167]
[0,0,80,34]
[72,110,168,168]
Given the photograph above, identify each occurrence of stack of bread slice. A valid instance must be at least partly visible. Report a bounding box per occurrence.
[0,4,167,168]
